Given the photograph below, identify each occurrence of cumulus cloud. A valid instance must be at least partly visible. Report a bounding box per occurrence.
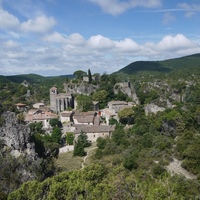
[43,32,68,43]
[21,15,56,33]
[89,0,162,15]
[157,34,197,52]
[87,35,115,49]
[0,7,56,35]
[1,32,200,76]
[114,38,140,52]
[68,33,86,46]
[43,32,86,46]
[0,9,20,30]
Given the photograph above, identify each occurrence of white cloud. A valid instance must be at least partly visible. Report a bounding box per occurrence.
[0,9,20,30]
[21,15,56,33]
[0,7,56,34]
[87,35,115,49]
[68,33,85,46]
[89,0,162,15]
[43,32,85,46]
[3,40,20,49]
[43,32,68,43]
[114,38,140,52]
[1,33,200,76]
[157,34,196,52]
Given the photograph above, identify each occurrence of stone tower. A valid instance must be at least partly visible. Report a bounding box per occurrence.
[50,87,58,112]
[50,86,75,113]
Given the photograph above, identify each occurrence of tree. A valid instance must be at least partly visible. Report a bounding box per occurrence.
[118,107,134,124]
[29,122,43,133]
[88,68,92,83]
[66,132,75,145]
[73,70,87,80]
[49,118,61,128]
[50,127,62,144]
[73,138,86,157]
[76,94,92,111]
[78,132,91,148]
[73,132,90,156]
[109,117,118,125]
[92,90,108,102]
[92,90,108,109]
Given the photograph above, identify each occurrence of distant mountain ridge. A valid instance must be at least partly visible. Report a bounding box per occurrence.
[115,53,200,75]
[0,73,75,84]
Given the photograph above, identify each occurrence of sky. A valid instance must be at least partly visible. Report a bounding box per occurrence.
[0,0,200,76]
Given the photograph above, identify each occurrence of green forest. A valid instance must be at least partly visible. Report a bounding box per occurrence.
[1,54,200,199]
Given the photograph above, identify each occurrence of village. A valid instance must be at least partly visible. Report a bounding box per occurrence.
[15,77,137,152]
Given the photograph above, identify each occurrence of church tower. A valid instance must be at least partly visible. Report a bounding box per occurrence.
[50,87,58,112]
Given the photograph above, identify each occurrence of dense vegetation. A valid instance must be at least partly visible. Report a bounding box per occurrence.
[116,53,200,75]
[1,54,200,199]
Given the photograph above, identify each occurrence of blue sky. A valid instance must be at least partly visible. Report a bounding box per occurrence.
[0,0,200,76]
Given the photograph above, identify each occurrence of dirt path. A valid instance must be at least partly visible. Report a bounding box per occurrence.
[166,158,197,180]
[81,147,98,169]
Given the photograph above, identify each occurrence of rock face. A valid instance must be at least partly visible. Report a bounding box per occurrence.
[144,103,165,115]
[114,82,139,104]
[64,82,99,95]
[0,111,36,160]
[161,120,177,137]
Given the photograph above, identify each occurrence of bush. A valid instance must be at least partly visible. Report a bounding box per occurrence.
[123,154,138,170]
[152,165,166,177]
[96,137,107,149]
[66,132,75,145]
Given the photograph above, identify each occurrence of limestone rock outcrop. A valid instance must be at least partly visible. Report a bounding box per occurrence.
[64,82,99,95]
[114,82,139,104]
[144,103,165,115]
[0,111,36,160]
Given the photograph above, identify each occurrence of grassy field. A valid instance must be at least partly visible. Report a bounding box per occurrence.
[55,143,97,173]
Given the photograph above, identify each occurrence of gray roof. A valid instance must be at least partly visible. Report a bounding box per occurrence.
[73,124,115,134]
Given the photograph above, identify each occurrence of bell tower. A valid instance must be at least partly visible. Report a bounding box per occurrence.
[50,87,58,112]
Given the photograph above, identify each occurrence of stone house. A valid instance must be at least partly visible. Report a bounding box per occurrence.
[24,109,58,129]
[15,103,27,112]
[61,110,115,143]
[101,101,136,124]
[108,101,130,113]
[73,111,100,125]
[60,111,72,123]
[33,102,45,109]
[73,124,115,142]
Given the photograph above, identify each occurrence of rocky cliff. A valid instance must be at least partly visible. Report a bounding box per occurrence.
[0,111,40,196]
[114,82,139,104]
[0,111,36,160]
[64,82,99,95]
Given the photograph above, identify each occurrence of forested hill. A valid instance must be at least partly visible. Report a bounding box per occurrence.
[115,53,200,75]
[0,73,74,84]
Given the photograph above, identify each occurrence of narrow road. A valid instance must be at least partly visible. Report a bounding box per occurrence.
[81,147,98,169]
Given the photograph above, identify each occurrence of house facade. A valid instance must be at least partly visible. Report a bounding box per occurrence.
[24,109,58,129]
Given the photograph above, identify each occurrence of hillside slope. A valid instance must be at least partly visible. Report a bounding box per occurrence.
[115,53,200,75]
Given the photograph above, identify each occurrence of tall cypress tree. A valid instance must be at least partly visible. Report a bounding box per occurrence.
[88,69,92,83]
